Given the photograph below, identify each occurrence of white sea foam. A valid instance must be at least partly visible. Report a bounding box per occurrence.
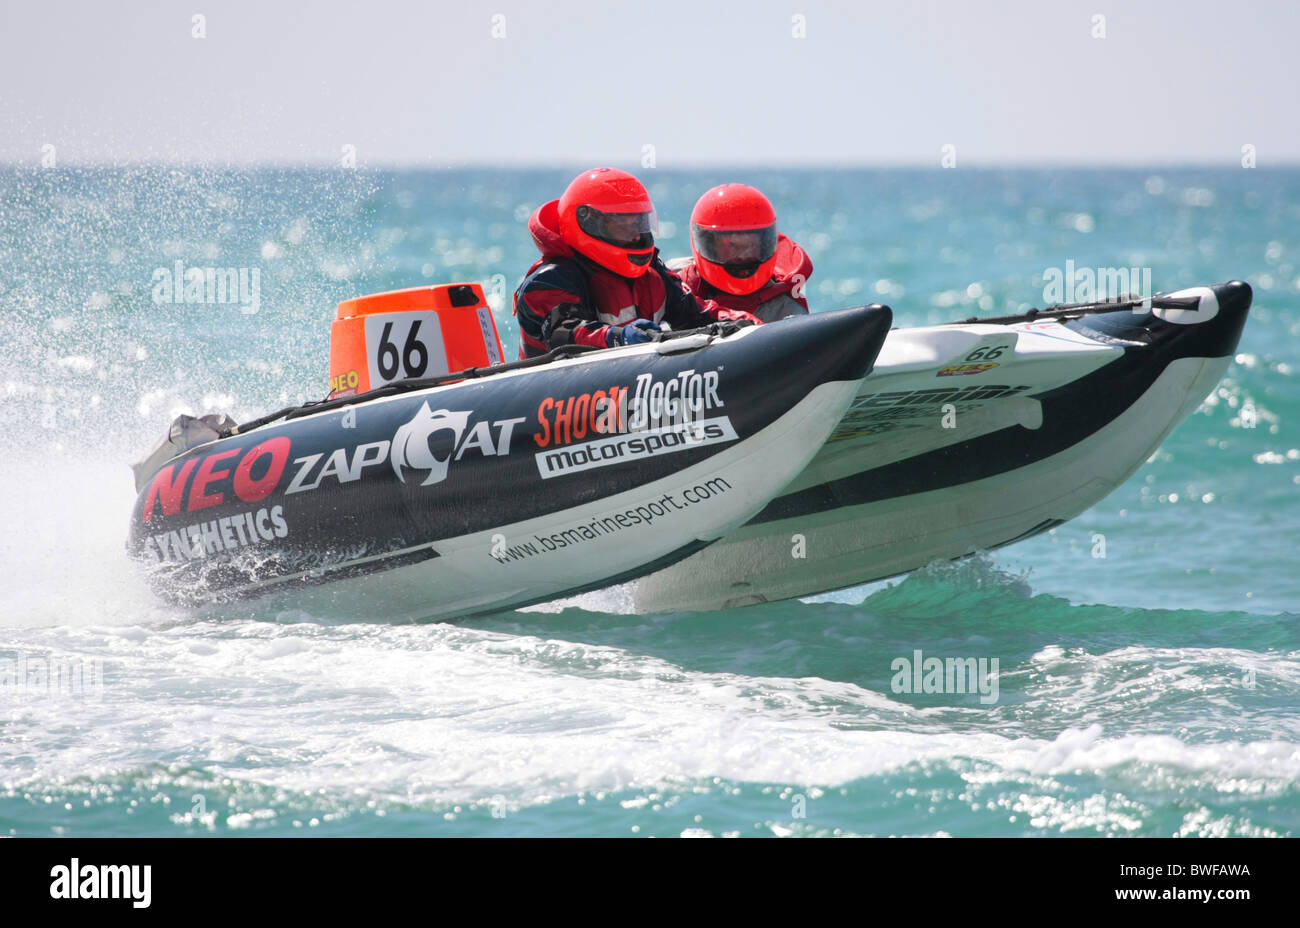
[4,616,1297,820]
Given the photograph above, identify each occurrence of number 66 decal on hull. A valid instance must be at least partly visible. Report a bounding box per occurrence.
[366,312,444,387]
[327,284,507,399]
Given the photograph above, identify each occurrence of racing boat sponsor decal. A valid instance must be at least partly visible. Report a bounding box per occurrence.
[141,437,292,523]
[492,477,733,562]
[937,362,999,376]
[852,383,1033,411]
[388,403,525,487]
[536,417,737,478]
[533,368,736,477]
[627,369,724,430]
[534,368,726,449]
[535,386,631,448]
[141,504,288,563]
[828,384,1034,441]
[477,306,503,365]
[329,368,360,399]
[287,403,526,493]
[286,440,394,493]
[139,397,534,524]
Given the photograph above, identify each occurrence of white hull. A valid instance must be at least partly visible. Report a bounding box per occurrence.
[632,282,1251,612]
[634,356,1224,611]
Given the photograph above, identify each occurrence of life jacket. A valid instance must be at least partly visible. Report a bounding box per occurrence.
[676,233,813,321]
[517,200,669,326]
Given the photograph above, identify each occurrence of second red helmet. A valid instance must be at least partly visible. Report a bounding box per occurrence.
[689,184,780,295]
[558,168,658,278]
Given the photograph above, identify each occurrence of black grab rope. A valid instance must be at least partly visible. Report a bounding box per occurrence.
[223,343,603,437]
[955,292,1199,327]
[222,319,750,438]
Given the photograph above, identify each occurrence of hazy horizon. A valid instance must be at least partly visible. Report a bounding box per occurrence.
[6,160,1300,169]
[3,0,1298,168]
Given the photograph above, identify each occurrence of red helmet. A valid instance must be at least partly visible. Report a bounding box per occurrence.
[558,168,658,278]
[690,184,779,295]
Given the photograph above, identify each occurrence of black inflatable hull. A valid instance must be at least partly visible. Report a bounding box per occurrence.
[128,305,893,617]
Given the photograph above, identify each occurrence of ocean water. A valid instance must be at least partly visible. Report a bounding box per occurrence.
[0,166,1297,837]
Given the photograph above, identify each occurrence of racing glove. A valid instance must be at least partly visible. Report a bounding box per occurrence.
[607,318,663,347]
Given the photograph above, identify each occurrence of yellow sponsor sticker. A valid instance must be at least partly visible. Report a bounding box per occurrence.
[937,362,999,377]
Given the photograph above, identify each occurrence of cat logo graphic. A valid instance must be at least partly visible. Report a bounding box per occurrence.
[390,402,525,486]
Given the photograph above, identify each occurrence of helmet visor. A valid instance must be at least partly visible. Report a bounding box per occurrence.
[576,205,657,250]
[692,224,778,277]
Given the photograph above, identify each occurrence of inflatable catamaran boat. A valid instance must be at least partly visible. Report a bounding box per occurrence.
[127,279,1251,619]
[632,280,1252,611]
[128,285,892,620]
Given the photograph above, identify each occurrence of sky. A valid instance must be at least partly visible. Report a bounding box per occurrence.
[1,0,1298,166]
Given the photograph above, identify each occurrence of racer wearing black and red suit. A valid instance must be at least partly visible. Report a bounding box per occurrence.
[674,183,814,322]
[513,168,758,359]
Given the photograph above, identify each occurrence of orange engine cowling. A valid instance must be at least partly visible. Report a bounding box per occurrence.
[328,283,506,399]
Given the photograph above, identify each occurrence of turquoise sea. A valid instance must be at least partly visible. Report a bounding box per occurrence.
[0,166,1297,836]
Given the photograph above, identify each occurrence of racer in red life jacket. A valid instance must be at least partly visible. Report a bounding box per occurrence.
[674,184,814,322]
[513,168,759,359]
